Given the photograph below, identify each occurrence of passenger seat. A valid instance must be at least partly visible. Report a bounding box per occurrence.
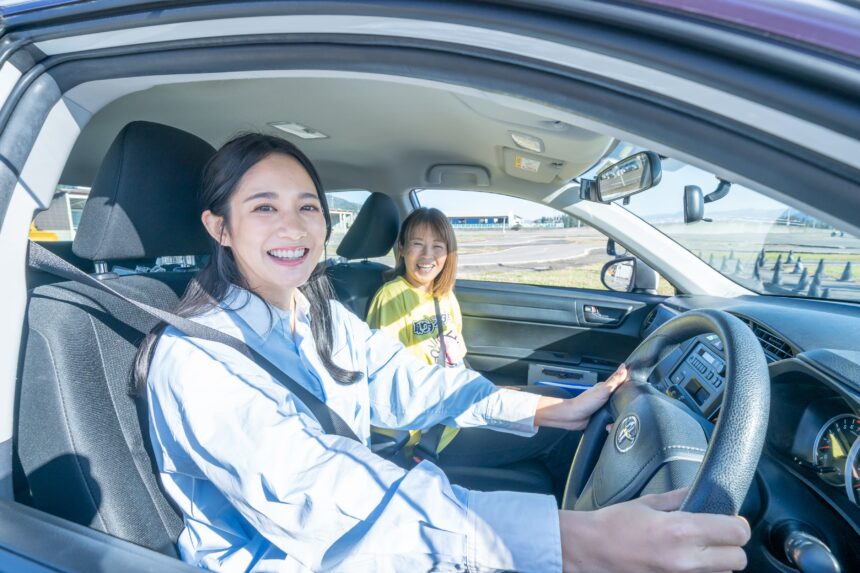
[328,192,400,318]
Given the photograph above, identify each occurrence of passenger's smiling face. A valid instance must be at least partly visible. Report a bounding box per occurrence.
[402,224,448,292]
[202,153,327,309]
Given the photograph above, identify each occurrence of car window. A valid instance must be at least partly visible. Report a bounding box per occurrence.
[31,185,89,241]
[416,189,674,294]
[614,157,860,303]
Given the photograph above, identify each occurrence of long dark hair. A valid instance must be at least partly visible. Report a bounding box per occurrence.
[134,133,361,392]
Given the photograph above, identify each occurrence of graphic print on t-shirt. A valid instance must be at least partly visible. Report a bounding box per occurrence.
[412,312,449,336]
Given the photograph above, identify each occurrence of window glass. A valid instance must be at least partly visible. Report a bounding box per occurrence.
[31,186,90,241]
[614,156,860,303]
[416,189,674,294]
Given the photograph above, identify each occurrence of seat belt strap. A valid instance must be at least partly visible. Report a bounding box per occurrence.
[27,241,360,442]
[433,297,447,367]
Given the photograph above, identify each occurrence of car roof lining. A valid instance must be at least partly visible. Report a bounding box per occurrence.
[60,70,617,200]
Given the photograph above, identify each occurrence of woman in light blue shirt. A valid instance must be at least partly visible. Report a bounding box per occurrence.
[136,133,750,573]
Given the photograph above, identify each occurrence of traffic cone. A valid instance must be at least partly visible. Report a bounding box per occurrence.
[814,259,825,279]
[795,269,809,291]
[792,257,803,274]
[772,260,783,285]
[840,261,853,282]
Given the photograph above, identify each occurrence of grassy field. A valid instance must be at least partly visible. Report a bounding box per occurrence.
[459,262,677,295]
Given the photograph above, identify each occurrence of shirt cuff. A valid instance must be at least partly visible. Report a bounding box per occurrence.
[465,489,562,573]
[481,388,542,437]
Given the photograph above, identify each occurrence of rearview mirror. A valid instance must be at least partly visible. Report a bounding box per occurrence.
[588,151,662,203]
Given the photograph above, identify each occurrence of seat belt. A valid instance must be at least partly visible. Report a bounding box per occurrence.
[27,241,360,442]
[433,297,447,367]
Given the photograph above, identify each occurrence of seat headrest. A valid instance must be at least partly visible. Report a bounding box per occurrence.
[336,192,400,260]
[73,121,215,261]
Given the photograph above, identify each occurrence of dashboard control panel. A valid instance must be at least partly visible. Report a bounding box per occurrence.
[654,334,725,418]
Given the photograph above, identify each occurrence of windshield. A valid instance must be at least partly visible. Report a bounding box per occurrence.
[619,159,860,303]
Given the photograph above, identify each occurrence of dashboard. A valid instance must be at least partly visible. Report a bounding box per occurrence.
[643,294,860,571]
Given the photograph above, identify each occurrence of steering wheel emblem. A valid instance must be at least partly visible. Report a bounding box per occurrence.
[615,414,640,453]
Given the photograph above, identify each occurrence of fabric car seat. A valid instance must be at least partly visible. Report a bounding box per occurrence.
[16,121,214,556]
[328,192,400,319]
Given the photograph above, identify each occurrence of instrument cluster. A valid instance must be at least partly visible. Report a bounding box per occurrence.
[769,388,860,507]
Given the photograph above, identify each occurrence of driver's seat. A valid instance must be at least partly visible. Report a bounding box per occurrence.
[17,121,214,556]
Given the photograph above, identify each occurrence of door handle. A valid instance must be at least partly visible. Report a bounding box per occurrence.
[583,304,623,325]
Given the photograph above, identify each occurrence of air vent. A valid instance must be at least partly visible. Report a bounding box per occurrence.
[641,307,658,334]
[734,315,794,362]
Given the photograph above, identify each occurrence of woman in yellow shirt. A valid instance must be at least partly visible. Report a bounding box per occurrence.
[367,207,466,368]
[367,208,581,500]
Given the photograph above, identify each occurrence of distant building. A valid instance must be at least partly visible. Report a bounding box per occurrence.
[448,214,523,229]
[32,186,89,240]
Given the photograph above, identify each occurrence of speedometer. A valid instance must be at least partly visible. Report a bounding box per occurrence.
[813,414,860,486]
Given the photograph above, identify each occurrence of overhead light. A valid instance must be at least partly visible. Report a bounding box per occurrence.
[268,122,329,139]
[510,131,544,153]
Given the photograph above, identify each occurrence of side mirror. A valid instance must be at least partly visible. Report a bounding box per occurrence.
[601,256,661,294]
[586,151,662,204]
[684,185,704,223]
[601,257,636,292]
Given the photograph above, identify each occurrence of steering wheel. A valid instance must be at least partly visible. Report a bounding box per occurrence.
[562,309,769,514]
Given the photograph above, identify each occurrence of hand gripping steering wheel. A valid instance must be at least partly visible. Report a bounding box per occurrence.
[562,309,769,514]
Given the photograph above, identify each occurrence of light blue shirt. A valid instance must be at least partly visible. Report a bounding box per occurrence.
[147,286,562,572]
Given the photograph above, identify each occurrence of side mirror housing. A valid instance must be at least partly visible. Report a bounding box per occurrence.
[601,256,661,294]
[601,257,636,292]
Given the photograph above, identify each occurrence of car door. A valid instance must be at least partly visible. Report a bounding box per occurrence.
[417,190,672,390]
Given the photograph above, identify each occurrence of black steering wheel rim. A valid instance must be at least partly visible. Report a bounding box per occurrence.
[562,309,770,515]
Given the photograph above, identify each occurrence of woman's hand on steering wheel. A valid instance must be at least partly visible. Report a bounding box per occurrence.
[534,364,628,432]
[559,488,751,573]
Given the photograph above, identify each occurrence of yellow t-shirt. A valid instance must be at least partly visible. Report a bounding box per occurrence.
[366,276,466,366]
[366,276,466,453]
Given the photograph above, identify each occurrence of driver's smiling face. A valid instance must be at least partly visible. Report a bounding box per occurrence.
[402,224,448,292]
[215,153,327,308]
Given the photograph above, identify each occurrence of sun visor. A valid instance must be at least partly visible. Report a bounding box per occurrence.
[502,147,565,183]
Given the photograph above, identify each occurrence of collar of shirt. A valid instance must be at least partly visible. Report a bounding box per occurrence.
[395,276,435,301]
[220,285,311,341]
